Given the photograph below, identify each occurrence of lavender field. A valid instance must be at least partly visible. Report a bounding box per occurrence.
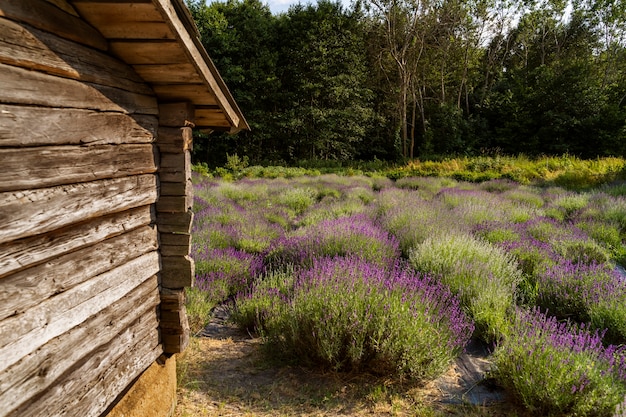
[189,173,626,416]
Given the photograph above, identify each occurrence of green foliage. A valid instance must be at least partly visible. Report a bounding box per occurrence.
[408,233,522,342]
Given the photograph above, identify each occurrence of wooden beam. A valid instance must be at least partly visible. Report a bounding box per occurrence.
[157,211,193,234]
[133,63,203,84]
[0,251,160,373]
[0,18,152,95]
[0,206,153,279]
[0,144,157,192]
[158,102,195,127]
[0,276,159,415]
[0,226,158,322]
[156,126,193,153]
[160,255,194,288]
[160,288,190,353]
[109,40,187,65]
[0,105,157,148]
[153,0,243,129]
[152,84,218,106]
[0,174,157,245]
[68,1,172,40]
[0,63,158,115]
[0,0,108,51]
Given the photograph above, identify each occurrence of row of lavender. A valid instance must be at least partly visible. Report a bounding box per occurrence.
[191,174,626,416]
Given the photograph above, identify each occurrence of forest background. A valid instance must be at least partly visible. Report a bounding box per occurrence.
[186,0,626,166]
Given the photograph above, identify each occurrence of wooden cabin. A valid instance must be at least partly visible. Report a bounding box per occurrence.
[0,1,248,416]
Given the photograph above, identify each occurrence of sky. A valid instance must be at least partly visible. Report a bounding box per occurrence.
[209,0,353,15]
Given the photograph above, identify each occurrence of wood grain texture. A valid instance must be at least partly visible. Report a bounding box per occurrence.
[0,205,152,280]
[0,174,157,245]
[0,226,158,321]
[0,276,159,416]
[8,310,161,417]
[109,40,187,65]
[157,126,193,153]
[0,0,108,51]
[0,251,160,374]
[72,1,174,40]
[0,105,156,148]
[0,63,158,115]
[160,255,195,289]
[0,18,152,94]
[157,211,193,234]
[0,144,157,192]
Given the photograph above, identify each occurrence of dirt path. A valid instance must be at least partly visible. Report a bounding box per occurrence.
[174,306,524,417]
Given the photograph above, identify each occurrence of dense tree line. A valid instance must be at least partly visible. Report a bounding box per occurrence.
[186,0,626,165]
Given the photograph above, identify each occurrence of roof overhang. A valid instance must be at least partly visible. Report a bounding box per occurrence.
[71,0,249,133]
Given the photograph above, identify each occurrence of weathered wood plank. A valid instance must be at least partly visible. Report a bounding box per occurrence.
[159,102,195,127]
[0,174,157,245]
[44,0,79,17]
[157,211,193,234]
[156,195,192,213]
[0,18,153,94]
[0,105,157,148]
[160,288,190,353]
[109,40,187,65]
[153,84,219,106]
[0,0,108,51]
[196,108,232,128]
[0,144,157,192]
[8,310,161,417]
[0,63,158,115]
[160,244,190,256]
[160,232,191,247]
[0,226,158,321]
[0,251,160,374]
[0,276,159,415]
[161,255,195,288]
[72,1,173,41]
[157,126,193,153]
[0,206,153,279]
[133,63,203,84]
[160,180,192,196]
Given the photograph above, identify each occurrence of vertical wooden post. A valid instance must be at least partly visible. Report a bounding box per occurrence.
[157,102,195,354]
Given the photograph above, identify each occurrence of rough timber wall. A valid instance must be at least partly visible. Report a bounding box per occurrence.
[0,1,163,416]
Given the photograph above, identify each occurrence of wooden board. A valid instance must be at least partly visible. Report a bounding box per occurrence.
[0,251,160,374]
[152,84,219,105]
[0,0,108,51]
[0,144,157,192]
[72,1,174,40]
[157,126,193,152]
[0,226,158,321]
[109,40,188,65]
[133,63,203,84]
[0,17,152,95]
[0,105,157,148]
[9,310,161,417]
[0,206,153,279]
[0,276,159,415]
[0,174,157,245]
[0,63,158,115]
[161,255,195,288]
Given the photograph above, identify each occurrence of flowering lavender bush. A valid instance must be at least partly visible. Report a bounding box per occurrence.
[266,214,400,268]
[409,232,522,341]
[492,308,626,416]
[233,257,474,379]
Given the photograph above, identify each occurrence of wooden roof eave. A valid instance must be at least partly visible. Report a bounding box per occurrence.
[70,0,249,133]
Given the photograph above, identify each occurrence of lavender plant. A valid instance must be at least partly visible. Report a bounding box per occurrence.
[492,307,626,416]
[409,232,522,341]
[233,257,474,379]
[266,214,400,268]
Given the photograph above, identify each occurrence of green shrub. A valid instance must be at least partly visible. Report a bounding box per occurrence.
[409,232,522,341]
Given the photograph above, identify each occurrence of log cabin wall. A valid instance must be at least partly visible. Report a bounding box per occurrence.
[0,1,162,416]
